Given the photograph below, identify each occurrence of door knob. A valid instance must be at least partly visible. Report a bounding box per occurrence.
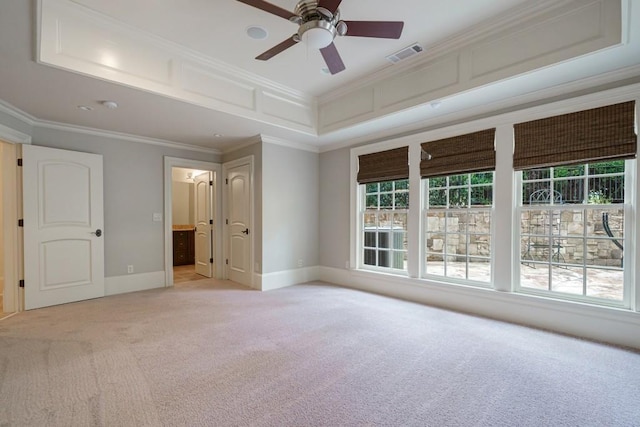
[91,229,102,237]
[241,228,249,235]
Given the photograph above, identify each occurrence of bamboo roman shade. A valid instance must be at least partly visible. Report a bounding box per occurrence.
[420,129,496,178]
[357,146,409,184]
[513,101,637,170]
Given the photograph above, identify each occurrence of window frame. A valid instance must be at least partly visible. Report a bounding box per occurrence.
[360,179,410,274]
[421,172,495,286]
[514,160,634,308]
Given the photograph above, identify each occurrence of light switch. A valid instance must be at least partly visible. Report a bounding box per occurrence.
[153,213,162,222]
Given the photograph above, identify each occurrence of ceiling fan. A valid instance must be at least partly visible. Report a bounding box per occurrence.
[237,0,404,75]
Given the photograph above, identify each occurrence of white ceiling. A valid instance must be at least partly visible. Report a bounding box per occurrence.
[0,0,639,153]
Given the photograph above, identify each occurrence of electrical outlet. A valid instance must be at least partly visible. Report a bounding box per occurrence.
[297,259,304,268]
[152,213,162,222]
[127,265,134,274]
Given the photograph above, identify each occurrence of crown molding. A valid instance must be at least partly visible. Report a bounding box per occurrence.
[222,135,263,155]
[260,135,320,154]
[0,100,37,126]
[0,124,31,144]
[36,120,221,154]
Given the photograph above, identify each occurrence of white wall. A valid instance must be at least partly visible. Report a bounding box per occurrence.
[172,181,193,225]
[0,142,4,296]
[319,147,350,270]
[29,127,220,278]
[262,142,319,274]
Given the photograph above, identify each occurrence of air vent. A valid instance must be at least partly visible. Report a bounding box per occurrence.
[386,43,424,64]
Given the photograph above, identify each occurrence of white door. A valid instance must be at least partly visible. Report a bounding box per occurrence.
[194,172,213,278]
[226,163,252,286]
[23,145,104,310]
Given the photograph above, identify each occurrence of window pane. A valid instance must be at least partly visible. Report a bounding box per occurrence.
[429,177,446,188]
[364,249,376,266]
[586,268,623,301]
[365,183,378,194]
[395,191,409,208]
[364,213,376,228]
[471,186,492,206]
[554,165,584,178]
[468,257,491,282]
[366,194,378,209]
[449,174,468,186]
[447,212,467,233]
[378,232,390,249]
[521,263,550,290]
[380,181,393,192]
[449,188,468,207]
[468,212,491,233]
[470,172,493,185]
[550,265,584,296]
[380,193,393,209]
[425,211,445,233]
[554,179,583,204]
[522,168,550,180]
[378,250,390,267]
[589,160,624,175]
[429,189,447,207]
[469,234,491,257]
[588,176,623,204]
[395,179,409,190]
[364,231,376,248]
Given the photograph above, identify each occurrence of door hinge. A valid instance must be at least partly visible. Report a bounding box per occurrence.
[209,180,213,186]
[17,158,23,166]
[225,178,228,185]
[210,258,214,263]
[209,219,213,225]
[225,219,228,225]
[18,219,24,227]
[226,259,229,265]
[19,280,25,288]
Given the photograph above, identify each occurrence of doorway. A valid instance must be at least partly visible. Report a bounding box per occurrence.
[171,167,211,284]
[163,157,222,287]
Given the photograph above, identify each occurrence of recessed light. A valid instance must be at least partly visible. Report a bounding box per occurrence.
[101,100,118,109]
[430,101,442,109]
[321,67,331,75]
[246,26,268,40]
[213,133,223,138]
[77,105,93,111]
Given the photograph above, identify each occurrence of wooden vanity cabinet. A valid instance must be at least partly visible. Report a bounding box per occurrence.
[173,229,195,266]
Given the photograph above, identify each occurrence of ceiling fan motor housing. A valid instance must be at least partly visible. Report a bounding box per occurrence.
[292,0,344,48]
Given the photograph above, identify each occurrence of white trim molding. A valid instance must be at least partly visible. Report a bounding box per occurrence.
[319,266,640,350]
[0,123,31,144]
[105,271,166,296]
[257,266,321,292]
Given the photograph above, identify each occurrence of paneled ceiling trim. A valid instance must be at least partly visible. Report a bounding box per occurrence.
[39,0,316,136]
[318,0,622,134]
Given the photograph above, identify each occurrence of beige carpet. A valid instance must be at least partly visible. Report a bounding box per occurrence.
[1,279,639,426]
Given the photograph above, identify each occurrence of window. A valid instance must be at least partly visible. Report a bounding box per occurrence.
[518,160,628,304]
[362,180,409,271]
[424,172,493,283]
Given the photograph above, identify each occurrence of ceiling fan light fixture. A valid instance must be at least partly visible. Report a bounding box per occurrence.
[299,20,336,49]
[303,27,333,48]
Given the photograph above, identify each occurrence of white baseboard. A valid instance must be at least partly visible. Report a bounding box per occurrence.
[256,266,321,291]
[318,266,640,350]
[105,271,166,296]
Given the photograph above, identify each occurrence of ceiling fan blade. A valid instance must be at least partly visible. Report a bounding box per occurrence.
[256,36,298,61]
[236,0,296,20]
[317,0,343,14]
[343,21,405,39]
[320,42,346,75]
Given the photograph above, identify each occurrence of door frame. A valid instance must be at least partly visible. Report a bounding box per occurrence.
[163,157,222,286]
[0,124,31,314]
[222,156,254,286]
